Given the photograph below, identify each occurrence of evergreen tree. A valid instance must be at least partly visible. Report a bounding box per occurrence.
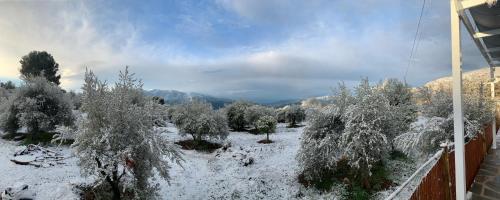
[20,51,61,85]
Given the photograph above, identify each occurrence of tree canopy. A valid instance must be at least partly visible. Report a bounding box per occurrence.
[20,51,61,85]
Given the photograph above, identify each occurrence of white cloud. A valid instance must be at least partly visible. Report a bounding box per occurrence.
[0,0,488,102]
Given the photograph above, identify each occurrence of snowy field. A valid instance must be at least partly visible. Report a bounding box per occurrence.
[0,123,417,200]
[0,139,84,199]
[0,123,342,200]
[161,123,308,199]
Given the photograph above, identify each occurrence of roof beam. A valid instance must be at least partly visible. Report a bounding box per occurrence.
[458,10,496,67]
[474,28,500,38]
[487,47,500,52]
[459,0,488,9]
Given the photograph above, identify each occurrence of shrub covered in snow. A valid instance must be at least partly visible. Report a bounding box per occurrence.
[0,97,20,134]
[283,105,306,127]
[224,100,252,131]
[244,105,275,130]
[0,76,74,136]
[51,110,85,145]
[172,100,229,142]
[378,78,418,149]
[73,68,182,199]
[66,91,82,110]
[297,106,344,181]
[255,115,277,142]
[395,81,495,160]
[298,79,413,186]
[341,79,389,180]
[275,107,287,123]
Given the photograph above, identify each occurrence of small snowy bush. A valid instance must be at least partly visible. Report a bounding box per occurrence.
[255,115,277,142]
[172,100,229,142]
[244,105,275,130]
[73,68,182,199]
[224,100,252,131]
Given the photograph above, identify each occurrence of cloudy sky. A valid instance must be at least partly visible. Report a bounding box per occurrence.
[0,0,487,102]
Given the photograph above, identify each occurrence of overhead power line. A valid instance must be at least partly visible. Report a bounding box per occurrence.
[404,0,427,81]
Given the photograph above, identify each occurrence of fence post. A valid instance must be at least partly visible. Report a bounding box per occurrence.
[482,131,487,156]
[441,143,452,200]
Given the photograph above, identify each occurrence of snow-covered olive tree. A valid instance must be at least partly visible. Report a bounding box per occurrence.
[378,79,418,149]
[73,68,182,200]
[331,82,353,115]
[284,105,306,127]
[296,106,345,181]
[172,100,229,142]
[224,100,251,131]
[0,76,74,137]
[341,79,389,182]
[396,80,494,160]
[275,107,287,123]
[255,115,277,142]
[244,105,275,130]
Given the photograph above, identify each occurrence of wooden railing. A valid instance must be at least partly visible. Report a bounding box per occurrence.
[408,124,496,200]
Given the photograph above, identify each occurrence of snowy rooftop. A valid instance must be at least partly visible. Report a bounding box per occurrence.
[460,1,500,67]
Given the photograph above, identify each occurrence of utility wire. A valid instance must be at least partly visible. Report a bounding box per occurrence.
[404,0,427,81]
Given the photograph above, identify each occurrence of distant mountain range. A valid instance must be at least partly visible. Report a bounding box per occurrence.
[145,89,233,109]
[145,89,318,109]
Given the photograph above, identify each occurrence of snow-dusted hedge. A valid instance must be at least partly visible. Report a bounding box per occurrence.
[73,68,182,199]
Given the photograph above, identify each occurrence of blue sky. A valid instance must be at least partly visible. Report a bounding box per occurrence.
[0,0,487,102]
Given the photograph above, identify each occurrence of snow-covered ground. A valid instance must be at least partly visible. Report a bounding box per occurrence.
[160,123,309,199]
[0,123,416,200]
[0,139,85,199]
[0,124,331,200]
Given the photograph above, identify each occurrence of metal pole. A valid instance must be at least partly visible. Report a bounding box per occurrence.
[451,0,466,199]
[491,67,497,149]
